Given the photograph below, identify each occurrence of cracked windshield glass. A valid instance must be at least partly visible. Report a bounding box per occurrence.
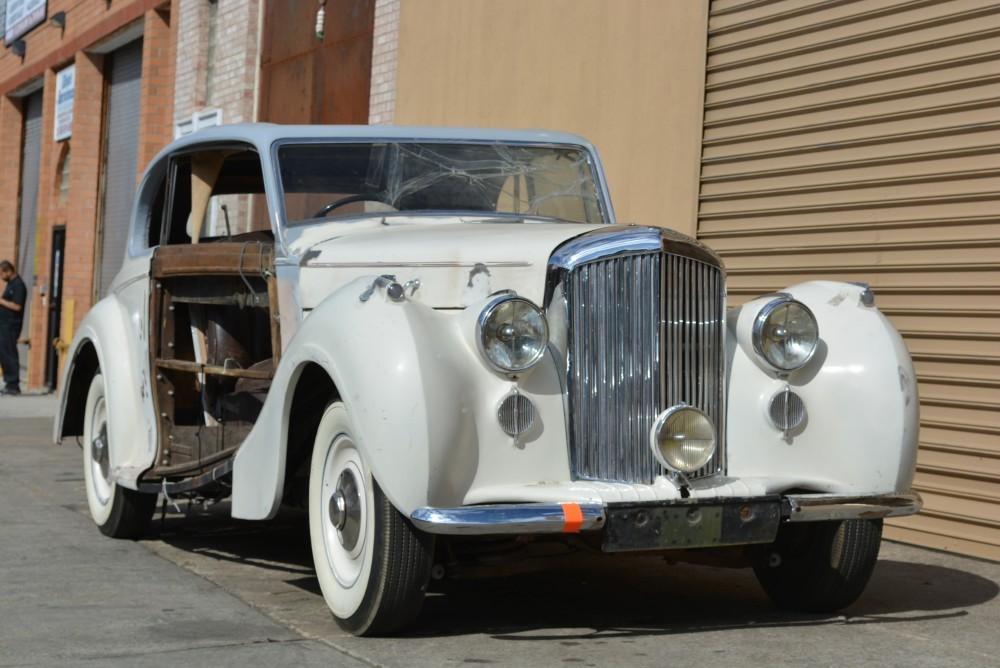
[277,142,605,226]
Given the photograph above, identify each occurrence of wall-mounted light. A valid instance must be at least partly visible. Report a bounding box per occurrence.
[316,0,326,40]
[50,11,67,29]
[11,39,26,58]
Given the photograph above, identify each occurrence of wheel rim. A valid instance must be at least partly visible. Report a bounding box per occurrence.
[329,469,362,552]
[320,432,369,589]
[87,394,112,506]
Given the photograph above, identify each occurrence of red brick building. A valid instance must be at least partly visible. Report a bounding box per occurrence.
[0,0,374,392]
[0,0,175,390]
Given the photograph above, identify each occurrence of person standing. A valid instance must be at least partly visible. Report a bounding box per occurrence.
[0,260,27,396]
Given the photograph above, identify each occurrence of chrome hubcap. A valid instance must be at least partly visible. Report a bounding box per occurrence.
[329,469,361,551]
[91,423,110,482]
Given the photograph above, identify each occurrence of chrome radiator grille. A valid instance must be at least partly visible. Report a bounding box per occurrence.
[566,250,726,483]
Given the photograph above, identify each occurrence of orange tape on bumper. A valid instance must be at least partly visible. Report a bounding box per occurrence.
[560,502,584,533]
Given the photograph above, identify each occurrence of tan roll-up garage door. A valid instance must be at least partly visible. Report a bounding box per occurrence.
[699,0,1000,561]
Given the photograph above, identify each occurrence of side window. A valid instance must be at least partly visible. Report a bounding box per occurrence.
[164,157,193,244]
[162,148,270,245]
[145,173,167,248]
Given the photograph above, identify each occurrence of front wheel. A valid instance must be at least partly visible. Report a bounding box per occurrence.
[82,373,156,538]
[309,402,433,636]
[754,518,883,613]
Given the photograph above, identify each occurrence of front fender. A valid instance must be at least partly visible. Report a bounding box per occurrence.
[231,276,477,520]
[54,296,157,489]
[726,281,919,494]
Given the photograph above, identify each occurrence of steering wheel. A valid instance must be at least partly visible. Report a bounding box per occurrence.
[313,193,393,218]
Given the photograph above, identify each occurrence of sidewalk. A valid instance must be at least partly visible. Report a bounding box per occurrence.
[0,391,58,419]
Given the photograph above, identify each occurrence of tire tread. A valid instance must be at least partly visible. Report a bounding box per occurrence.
[754,519,882,613]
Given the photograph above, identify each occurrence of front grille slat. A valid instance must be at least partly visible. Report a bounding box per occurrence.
[567,250,725,484]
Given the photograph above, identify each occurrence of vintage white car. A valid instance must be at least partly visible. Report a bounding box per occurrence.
[56,124,921,635]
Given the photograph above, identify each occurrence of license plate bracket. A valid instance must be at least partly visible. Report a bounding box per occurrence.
[601,497,782,553]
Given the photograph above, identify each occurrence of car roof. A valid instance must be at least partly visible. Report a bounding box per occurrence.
[162,123,598,156]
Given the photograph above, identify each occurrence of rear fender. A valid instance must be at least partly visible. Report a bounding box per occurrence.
[54,297,158,489]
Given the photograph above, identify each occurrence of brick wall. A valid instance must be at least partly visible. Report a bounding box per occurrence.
[369,0,399,125]
[138,7,177,170]
[61,51,105,340]
[174,0,260,126]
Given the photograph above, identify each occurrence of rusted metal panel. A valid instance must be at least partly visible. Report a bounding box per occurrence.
[258,0,374,124]
[699,0,1000,561]
[152,241,274,277]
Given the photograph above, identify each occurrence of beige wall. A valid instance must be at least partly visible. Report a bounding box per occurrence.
[393,0,708,236]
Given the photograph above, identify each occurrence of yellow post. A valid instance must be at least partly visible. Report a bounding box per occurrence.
[55,299,75,385]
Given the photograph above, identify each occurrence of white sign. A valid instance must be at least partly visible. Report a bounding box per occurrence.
[4,0,46,44]
[54,64,74,141]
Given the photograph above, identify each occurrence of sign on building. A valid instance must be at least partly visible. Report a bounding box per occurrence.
[54,64,74,141]
[4,0,46,44]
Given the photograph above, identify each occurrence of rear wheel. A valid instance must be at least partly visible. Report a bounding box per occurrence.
[82,373,156,538]
[754,519,882,613]
[309,402,433,636]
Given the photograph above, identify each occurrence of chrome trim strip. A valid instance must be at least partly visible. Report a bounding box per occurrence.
[784,491,923,522]
[410,503,606,535]
[548,226,724,273]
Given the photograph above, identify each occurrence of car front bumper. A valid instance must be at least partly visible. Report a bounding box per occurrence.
[409,490,923,551]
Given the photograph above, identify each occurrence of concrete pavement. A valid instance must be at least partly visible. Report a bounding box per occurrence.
[1,394,998,667]
[0,391,60,419]
[0,400,366,667]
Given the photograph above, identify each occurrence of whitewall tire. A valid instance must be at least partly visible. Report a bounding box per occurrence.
[82,373,156,538]
[309,402,433,636]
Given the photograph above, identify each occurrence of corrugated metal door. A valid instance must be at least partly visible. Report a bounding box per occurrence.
[98,38,143,297]
[699,0,1000,560]
[16,90,43,384]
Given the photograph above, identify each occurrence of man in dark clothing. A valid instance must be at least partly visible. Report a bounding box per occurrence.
[0,260,27,395]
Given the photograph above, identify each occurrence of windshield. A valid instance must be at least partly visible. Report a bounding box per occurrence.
[276,142,605,226]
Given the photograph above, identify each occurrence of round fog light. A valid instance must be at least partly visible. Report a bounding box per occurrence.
[650,405,717,473]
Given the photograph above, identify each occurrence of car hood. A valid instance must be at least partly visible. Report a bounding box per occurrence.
[292,218,607,309]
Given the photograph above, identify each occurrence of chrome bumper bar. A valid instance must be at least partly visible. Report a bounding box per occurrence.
[783,491,923,522]
[410,503,606,535]
[410,490,922,536]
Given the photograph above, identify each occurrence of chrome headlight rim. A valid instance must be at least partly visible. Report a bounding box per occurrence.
[476,294,550,375]
[649,404,718,474]
[751,296,819,372]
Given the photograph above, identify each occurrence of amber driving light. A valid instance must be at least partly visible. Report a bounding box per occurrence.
[649,405,717,473]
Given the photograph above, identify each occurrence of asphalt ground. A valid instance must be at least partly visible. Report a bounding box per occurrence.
[2,394,999,667]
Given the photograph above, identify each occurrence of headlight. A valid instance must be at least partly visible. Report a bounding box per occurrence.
[650,405,717,473]
[752,297,819,371]
[477,295,549,374]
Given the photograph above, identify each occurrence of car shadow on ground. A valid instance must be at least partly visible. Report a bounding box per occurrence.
[406,554,996,640]
[139,499,998,639]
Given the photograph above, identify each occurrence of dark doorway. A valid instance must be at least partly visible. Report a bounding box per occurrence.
[45,227,66,390]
